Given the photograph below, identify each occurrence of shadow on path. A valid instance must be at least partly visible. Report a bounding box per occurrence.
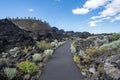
[39,40,84,80]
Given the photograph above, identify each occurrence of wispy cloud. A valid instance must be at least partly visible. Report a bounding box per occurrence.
[28,8,34,12]
[111,15,120,22]
[72,0,120,27]
[72,0,108,15]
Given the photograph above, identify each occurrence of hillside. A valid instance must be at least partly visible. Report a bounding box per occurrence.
[10,18,55,40]
[11,19,51,32]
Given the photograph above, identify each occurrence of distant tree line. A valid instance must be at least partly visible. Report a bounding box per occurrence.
[6,16,39,20]
[6,16,50,27]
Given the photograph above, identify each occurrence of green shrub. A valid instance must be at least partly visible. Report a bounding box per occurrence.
[2,52,9,58]
[100,40,120,54]
[94,36,109,46]
[36,41,51,51]
[73,54,80,64]
[83,55,92,63]
[32,53,42,62]
[32,22,38,28]
[99,47,109,54]
[44,49,54,56]
[58,42,65,46]
[101,39,120,49]
[17,60,39,74]
[86,46,98,57]
[94,38,103,46]
[70,44,76,53]
[97,64,103,72]
[111,41,120,49]
[101,43,111,48]
[51,41,58,48]
[109,33,120,41]
[4,68,16,80]
[72,42,77,49]
[117,48,120,52]
[54,39,58,44]
[78,50,85,57]
[80,66,89,73]
[23,47,29,54]
[0,58,7,63]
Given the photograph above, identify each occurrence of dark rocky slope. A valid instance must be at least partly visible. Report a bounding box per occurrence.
[11,19,53,41]
[0,18,91,51]
[0,19,33,51]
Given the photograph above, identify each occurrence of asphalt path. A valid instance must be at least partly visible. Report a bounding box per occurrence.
[39,40,84,80]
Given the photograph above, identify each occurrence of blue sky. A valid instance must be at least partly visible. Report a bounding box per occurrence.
[0,0,120,33]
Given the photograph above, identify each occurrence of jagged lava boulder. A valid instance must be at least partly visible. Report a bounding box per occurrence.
[0,19,34,51]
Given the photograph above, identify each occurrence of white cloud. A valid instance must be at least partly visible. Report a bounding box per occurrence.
[28,8,34,12]
[89,19,102,27]
[89,17,112,27]
[89,21,97,27]
[72,8,89,14]
[72,0,108,15]
[92,0,120,19]
[101,0,120,17]
[89,0,120,26]
[111,14,120,22]
[72,0,120,27]
[84,0,108,9]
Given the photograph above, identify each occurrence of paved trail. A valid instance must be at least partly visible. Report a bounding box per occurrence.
[39,40,84,80]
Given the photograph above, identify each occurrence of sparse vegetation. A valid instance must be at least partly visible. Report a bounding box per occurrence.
[32,53,42,62]
[78,50,85,57]
[32,22,38,28]
[73,54,80,64]
[86,47,98,57]
[17,60,39,74]
[83,55,91,63]
[44,49,54,57]
[70,42,76,54]
[109,33,120,42]
[23,47,29,54]
[4,68,16,80]
[36,41,51,51]
[71,35,120,80]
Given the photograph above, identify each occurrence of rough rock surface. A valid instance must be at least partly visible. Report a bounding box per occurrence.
[104,54,120,79]
[0,19,34,51]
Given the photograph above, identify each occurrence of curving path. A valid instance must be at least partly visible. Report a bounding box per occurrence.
[39,40,84,80]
